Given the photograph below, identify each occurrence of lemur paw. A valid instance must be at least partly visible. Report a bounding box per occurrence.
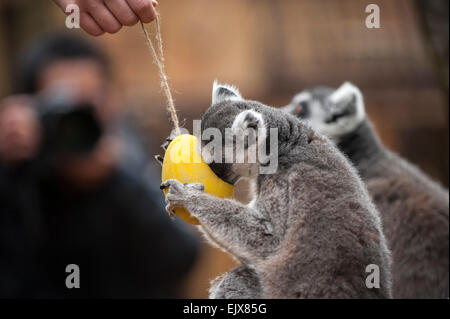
[160,179,204,215]
[155,132,178,167]
[161,136,173,152]
[154,154,164,166]
[184,182,205,192]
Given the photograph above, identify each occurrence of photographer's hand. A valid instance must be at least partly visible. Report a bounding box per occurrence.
[53,0,158,36]
[0,96,41,166]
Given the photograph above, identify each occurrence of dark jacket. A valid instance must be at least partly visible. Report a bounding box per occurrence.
[0,161,198,298]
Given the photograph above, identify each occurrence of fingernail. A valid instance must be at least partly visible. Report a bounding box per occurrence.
[152,0,158,6]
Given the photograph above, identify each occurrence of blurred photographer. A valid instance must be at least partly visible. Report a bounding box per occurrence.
[0,33,198,298]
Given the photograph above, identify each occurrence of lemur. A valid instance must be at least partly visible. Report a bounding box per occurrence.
[158,82,392,298]
[284,82,449,298]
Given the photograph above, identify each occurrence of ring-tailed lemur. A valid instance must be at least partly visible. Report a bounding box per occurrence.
[160,82,392,298]
[283,82,449,298]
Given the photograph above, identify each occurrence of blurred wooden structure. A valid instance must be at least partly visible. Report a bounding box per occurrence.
[0,0,448,298]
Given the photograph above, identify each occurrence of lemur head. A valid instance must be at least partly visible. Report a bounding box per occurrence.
[201,81,301,184]
[283,82,365,142]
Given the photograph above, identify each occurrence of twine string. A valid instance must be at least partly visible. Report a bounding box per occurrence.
[140,15,180,136]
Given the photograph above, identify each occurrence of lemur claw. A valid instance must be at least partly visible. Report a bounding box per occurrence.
[156,136,175,167]
[154,154,164,166]
[161,136,174,151]
[165,204,176,218]
[160,179,184,192]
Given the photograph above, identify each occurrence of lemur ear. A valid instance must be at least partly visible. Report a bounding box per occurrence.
[231,110,267,148]
[327,82,365,122]
[212,81,243,105]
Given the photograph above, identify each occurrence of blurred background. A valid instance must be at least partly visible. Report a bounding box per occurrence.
[0,0,448,298]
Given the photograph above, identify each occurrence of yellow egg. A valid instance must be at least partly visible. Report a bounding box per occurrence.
[161,134,234,225]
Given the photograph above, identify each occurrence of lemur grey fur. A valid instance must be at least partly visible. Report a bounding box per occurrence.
[284,82,449,299]
[160,82,392,299]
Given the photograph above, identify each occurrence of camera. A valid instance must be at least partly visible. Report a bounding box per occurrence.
[36,92,103,158]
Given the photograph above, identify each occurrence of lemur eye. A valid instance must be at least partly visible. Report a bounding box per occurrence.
[295,101,308,117]
[325,107,353,124]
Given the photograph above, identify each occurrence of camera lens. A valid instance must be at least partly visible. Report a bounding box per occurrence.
[52,106,102,155]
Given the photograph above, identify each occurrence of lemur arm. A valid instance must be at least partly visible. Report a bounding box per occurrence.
[161,179,274,262]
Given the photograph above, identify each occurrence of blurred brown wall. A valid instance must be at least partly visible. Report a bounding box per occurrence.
[0,0,448,298]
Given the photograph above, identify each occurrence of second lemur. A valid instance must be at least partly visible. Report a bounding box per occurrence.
[284,82,449,298]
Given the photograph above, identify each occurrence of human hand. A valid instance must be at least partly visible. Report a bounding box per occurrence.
[53,0,158,36]
[0,96,41,166]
